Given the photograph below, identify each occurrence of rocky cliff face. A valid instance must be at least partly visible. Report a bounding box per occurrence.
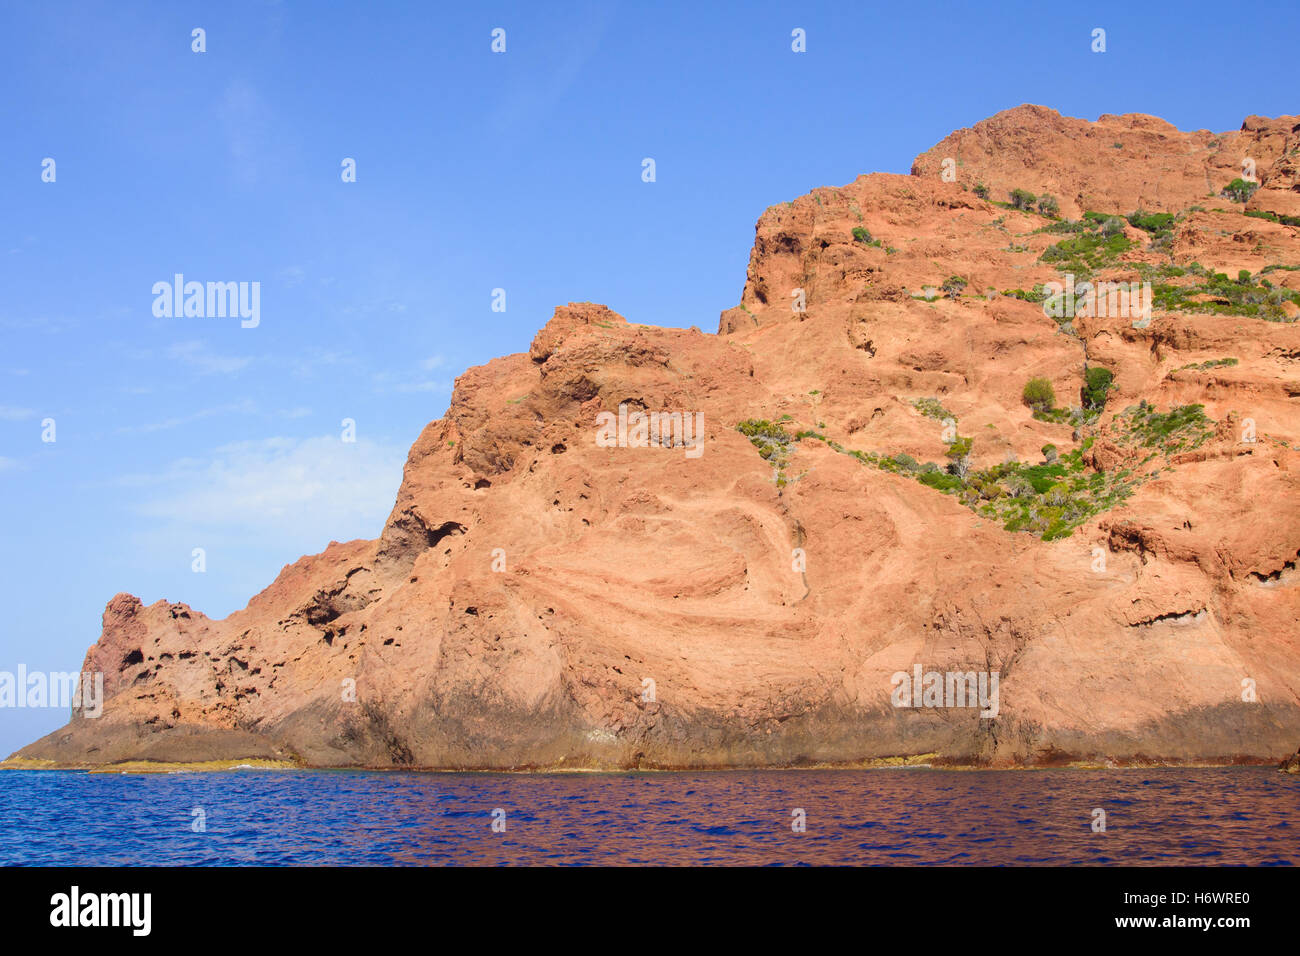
[14,105,1300,769]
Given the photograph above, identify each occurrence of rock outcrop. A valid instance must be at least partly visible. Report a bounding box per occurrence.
[13,106,1300,770]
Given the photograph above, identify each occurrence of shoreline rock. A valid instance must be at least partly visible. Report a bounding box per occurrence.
[14,105,1300,771]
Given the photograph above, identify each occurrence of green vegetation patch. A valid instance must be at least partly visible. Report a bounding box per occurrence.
[1113,402,1214,456]
[1022,377,1056,412]
[797,428,1139,542]
[1081,366,1114,412]
[1035,219,1087,236]
[1039,228,1134,278]
[922,444,1135,540]
[1175,357,1238,372]
[852,226,883,248]
[736,418,798,487]
[737,419,794,462]
[1140,266,1299,321]
[1008,188,1037,211]
[1221,178,1259,203]
[941,276,968,298]
[1245,208,1300,228]
[1127,211,1176,233]
[737,389,1217,542]
[1001,286,1048,302]
[911,397,954,422]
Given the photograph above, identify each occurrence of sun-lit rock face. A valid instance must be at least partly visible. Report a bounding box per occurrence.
[15,106,1300,770]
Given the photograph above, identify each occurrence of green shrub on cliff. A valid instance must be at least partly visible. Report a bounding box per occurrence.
[737,419,793,461]
[1009,188,1037,211]
[941,276,967,298]
[852,226,881,247]
[912,397,954,421]
[1022,378,1056,413]
[1221,178,1259,203]
[1082,367,1114,411]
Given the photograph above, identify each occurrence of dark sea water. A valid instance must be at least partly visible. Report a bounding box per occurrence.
[0,767,1294,866]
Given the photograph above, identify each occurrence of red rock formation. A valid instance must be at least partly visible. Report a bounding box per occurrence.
[13,106,1300,769]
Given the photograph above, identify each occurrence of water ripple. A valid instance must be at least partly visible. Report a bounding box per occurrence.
[0,767,1294,865]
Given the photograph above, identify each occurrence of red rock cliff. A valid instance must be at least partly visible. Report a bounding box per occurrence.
[14,106,1300,769]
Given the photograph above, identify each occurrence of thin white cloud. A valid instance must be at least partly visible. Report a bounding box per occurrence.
[392,380,451,394]
[0,406,35,421]
[218,79,273,184]
[132,435,404,541]
[371,368,452,395]
[289,348,358,379]
[116,399,257,435]
[487,7,613,136]
[0,314,77,334]
[167,340,253,375]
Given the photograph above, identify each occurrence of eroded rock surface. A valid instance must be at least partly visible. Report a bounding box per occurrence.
[15,106,1300,769]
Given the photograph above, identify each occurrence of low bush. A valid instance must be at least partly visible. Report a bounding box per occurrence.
[1221,178,1259,203]
[1082,366,1114,411]
[851,226,881,247]
[941,275,967,298]
[1022,378,1056,412]
[1009,188,1037,211]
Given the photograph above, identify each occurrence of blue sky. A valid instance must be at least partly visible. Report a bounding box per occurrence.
[2,0,1297,754]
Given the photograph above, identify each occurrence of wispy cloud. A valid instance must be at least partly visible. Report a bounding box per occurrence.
[487,6,613,136]
[167,340,253,375]
[218,79,274,184]
[129,435,405,541]
[0,314,78,334]
[116,399,257,435]
[371,368,452,395]
[392,381,451,394]
[289,348,361,379]
[0,406,35,421]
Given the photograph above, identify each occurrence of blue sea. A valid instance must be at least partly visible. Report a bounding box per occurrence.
[0,767,1294,866]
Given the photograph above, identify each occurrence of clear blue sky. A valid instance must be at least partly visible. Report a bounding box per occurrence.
[2,0,1296,754]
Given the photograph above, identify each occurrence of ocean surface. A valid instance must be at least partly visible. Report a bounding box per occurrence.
[0,767,1294,866]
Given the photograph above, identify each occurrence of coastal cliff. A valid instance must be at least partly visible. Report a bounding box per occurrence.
[12,105,1300,770]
